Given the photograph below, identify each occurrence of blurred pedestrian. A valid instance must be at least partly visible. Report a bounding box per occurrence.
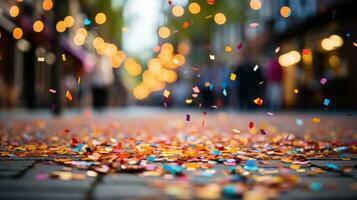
[265,57,282,110]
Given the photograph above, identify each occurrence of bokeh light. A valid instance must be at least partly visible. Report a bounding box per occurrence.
[95,12,106,25]
[188,2,201,14]
[172,5,184,17]
[33,20,44,32]
[9,5,20,17]
[12,27,23,40]
[133,84,150,100]
[214,13,226,25]
[56,21,66,32]
[64,16,74,27]
[280,6,291,18]
[42,0,53,11]
[278,50,301,67]
[158,26,171,39]
[250,0,262,10]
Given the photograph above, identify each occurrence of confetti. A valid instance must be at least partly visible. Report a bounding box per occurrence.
[253,65,259,71]
[296,119,304,126]
[236,42,243,51]
[163,89,170,98]
[65,90,72,101]
[192,86,200,93]
[225,46,232,53]
[61,53,66,61]
[49,89,57,94]
[353,42,357,47]
[249,22,259,28]
[253,97,263,106]
[260,129,266,135]
[186,114,190,121]
[323,98,330,106]
[83,18,91,25]
[320,77,327,85]
[249,121,254,129]
[222,89,227,96]
[37,57,45,62]
[267,112,274,116]
[294,89,299,94]
[78,77,81,85]
[230,73,236,81]
[185,99,192,104]
[209,54,215,60]
[275,46,280,53]
[312,117,320,123]
[232,129,240,133]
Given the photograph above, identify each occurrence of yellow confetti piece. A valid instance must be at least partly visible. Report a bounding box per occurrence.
[294,89,299,94]
[77,77,81,85]
[290,164,301,170]
[230,73,236,81]
[312,117,320,123]
[62,53,66,61]
[38,57,45,62]
[185,99,192,104]
[65,90,73,101]
[225,46,232,53]
[232,129,240,133]
[163,89,170,98]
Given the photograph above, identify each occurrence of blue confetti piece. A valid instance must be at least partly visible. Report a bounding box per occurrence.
[326,163,338,170]
[323,98,330,106]
[210,149,221,155]
[244,160,258,171]
[209,84,214,91]
[147,156,156,162]
[296,118,304,126]
[310,182,322,191]
[163,164,183,175]
[73,143,83,152]
[222,89,227,96]
[83,18,91,26]
[222,185,237,196]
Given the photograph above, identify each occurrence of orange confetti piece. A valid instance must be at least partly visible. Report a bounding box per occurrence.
[312,117,320,123]
[253,97,263,106]
[66,90,73,101]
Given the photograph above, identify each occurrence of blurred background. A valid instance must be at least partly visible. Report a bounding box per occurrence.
[0,0,356,114]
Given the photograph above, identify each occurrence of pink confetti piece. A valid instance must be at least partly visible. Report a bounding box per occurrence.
[236,42,243,51]
[35,173,48,181]
[192,86,200,93]
[249,23,259,28]
[320,77,327,85]
[267,112,274,116]
[49,89,57,94]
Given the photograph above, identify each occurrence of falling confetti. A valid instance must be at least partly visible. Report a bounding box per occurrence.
[253,97,263,106]
[253,64,259,71]
[38,57,45,62]
[225,46,232,53]
[209,54,215,60]
[320,77,327,85]
[236,42,243,51]
[323,98,330,106]
[275,46,280,53]
[61,53,66,61]
[185,99,192,104]
[49,89,56,94]
[312,117,321,123]
[230,73,236,81]
[192,86,200,93]
[163,89,170,98]
[65,90,73,101]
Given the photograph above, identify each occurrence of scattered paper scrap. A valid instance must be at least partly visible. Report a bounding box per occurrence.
[230,73,236,81]
[163,89,170,98]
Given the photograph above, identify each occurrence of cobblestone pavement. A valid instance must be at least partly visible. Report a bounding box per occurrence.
[0,108,356,200]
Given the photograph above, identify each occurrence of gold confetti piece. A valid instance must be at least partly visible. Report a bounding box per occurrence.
[232,129,241,133]
[290,164,301,170]
[62,53,66,61]
[38,57,45,62]
[294,89,299,94]
[163,89,170,98]
[205,15,213,19]
[77,77,81,85]
[312,117,320,123]
[230,73,236,81]
[65,90,73,101]
[353,42,357,47]
[185,99,192,104]
[225,46,232,53]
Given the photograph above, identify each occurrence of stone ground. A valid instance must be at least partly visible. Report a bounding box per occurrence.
[0,108,356,200]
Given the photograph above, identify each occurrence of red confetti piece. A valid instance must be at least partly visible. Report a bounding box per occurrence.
[253,97,263,106]
[182,21,190,29]
[302,48,311,55]
[249,121,254,129]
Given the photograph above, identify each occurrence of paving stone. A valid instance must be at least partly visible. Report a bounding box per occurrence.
[103,174,149,185]
[0,171,21,178]
[94,184,164,200]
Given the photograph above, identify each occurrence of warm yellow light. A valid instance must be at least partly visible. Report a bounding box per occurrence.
[77,28,88,37]
[321,38,334,51]
[104,43,117,57]
[188,2,201,14]
[250,0,262,10]
[33,20,44,32]
[177,42,190,55]
[280,6,291,18]
[56,21,66,32]
[73,35,85,46]
[214,13,226,25]
[9,5,19,17]
[329,35,343,48]
[158,26,171,39]
[42,0,53,11]
[64,16,74,27]
[148,58,162,75]
[173,54,185,66]
[161,43,174,53]
[124,58,142,76]
[329,55,340,68]
[165,70,177,83]
[278,50,301,67]
[12,27,23,40]
[95,13,106,25]
[133,84,150,100]
[172,5,184,17]
[92,37,104,49]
